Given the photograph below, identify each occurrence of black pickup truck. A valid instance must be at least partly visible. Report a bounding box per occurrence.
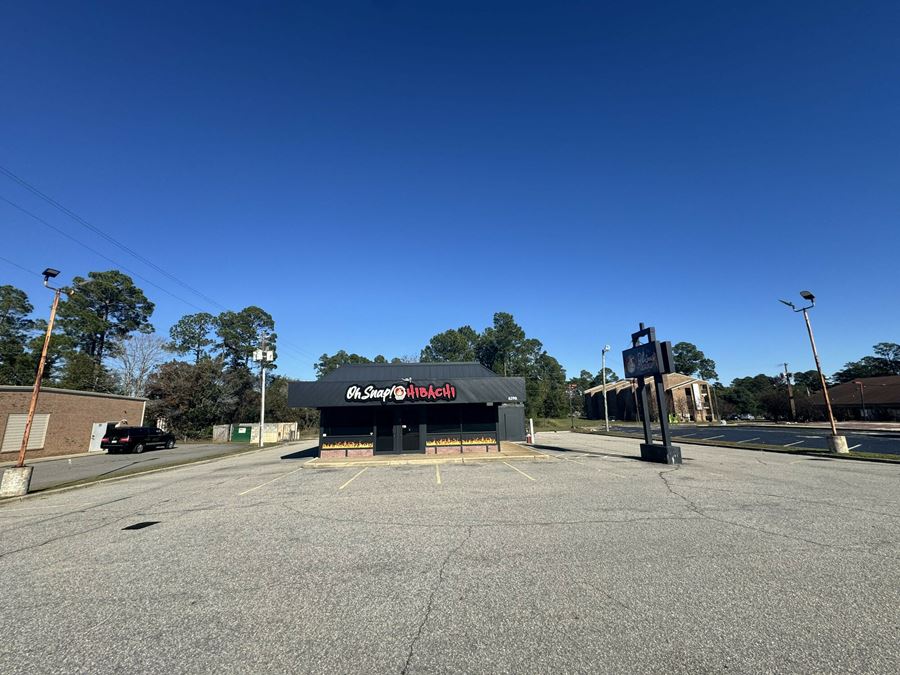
[101,426,176,454]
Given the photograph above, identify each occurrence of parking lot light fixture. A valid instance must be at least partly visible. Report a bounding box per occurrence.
[0,269,70,497]
[601,345,611,432]
[779,290,848,453]
[16,270,68,469]
[854,381,867,420]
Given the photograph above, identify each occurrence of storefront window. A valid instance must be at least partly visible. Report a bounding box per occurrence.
[322,408,373,437]
[461,405,497,433]
[427,407,460,434]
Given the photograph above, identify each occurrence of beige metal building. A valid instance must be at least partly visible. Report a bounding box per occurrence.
[0,386,146,460]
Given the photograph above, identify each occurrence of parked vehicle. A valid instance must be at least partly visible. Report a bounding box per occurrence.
[101,426,176,454]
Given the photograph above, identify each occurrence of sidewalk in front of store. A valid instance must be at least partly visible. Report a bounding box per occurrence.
[305,441,546,468]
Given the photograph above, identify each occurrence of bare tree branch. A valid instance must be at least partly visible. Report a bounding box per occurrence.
[111,333,169,398]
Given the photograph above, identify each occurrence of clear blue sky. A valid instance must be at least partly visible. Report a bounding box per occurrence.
[1,1,898,383]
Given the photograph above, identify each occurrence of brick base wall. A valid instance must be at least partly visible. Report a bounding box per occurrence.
[425,443,500,454]
[346,448,374,458]
[320,448,346,459]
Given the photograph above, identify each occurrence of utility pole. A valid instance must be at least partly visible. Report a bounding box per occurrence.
[601,344,611,432]
[783,362,796,421]
[254,333,274,448]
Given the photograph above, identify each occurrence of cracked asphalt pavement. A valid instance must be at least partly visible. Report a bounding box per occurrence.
[1,433,898,673]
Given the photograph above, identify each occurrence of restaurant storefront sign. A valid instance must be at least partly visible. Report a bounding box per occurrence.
[344,382,457,404]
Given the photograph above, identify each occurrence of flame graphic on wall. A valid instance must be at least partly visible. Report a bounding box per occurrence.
[321,440,374,450]
[426,436,497,447]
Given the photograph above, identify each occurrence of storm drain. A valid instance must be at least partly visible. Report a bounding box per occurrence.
[122,521,160,530]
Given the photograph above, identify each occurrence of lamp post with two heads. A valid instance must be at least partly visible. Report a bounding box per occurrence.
[779,290,848,453]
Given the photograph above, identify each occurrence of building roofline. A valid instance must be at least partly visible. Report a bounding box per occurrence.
[0,385,147,402]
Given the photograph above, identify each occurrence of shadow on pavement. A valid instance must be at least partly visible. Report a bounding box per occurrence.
[281,446,318,460]
[531,443,645,463]
[94,457,160,478]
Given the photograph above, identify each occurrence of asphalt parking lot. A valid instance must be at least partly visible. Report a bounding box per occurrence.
[0,441,265,492]
[605,423,900,456]
[1,433,898,673]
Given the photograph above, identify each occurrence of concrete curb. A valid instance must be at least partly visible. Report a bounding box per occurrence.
[305,451,547,469]
[0,441,313,504]
[574,430,900,464]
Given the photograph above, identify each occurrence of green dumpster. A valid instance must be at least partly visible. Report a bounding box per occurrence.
[231,425,252,442]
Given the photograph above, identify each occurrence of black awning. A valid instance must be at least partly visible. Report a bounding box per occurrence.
[288,376,525,408]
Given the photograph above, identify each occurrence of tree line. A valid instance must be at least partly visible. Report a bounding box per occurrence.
[317,312,577,418]
[2,272,896,432]
[668,341,899,421]
[0,272,310,439]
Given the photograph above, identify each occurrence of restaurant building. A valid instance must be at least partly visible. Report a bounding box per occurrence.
[288,363,526,458]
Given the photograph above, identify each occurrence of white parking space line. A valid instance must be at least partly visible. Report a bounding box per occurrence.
[680,433,698,437]
[784,441,804,447]
[435,465,442,485]
[503,461,536,481]
[704,435,725,440]
[848,444,862,451]
[737,437,761,444]
[338,468,368,491]
[238,466,306,496]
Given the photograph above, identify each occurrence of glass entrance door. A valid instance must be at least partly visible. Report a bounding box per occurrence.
[374,409,423,453]
[374,409,394,453]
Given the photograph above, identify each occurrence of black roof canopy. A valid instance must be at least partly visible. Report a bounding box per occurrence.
[319,362,497,382]
[288,362,525,408]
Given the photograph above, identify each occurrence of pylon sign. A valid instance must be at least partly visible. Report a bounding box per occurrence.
[623,324,681,465]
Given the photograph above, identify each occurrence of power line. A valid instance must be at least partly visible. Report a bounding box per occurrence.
[0,165,227,310]
[1,195,209,313]
[0,255,42,277]
[0,166,320,364]
[1,197,318,362]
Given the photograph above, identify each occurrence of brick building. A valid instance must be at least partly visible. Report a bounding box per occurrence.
[0,386,146,460]
[812,375,900,421]
[584,373,718,423]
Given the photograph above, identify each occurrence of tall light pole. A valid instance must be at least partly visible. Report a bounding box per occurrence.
[567,383,578,429]
[854,381,866,420]
[779,291,848,453]
[253,332,274,448]
[0,269,67,498]
[601,344,611,432]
